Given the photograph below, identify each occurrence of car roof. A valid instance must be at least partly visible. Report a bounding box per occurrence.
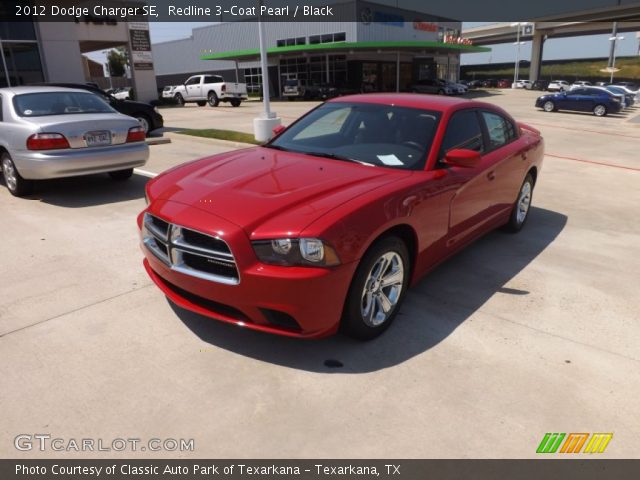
[327,93,499,113]
[0,85,89,95]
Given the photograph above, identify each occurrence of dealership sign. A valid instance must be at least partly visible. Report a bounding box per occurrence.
[129,22,153,70]
[443,35,473,46]
[413,21,438,32]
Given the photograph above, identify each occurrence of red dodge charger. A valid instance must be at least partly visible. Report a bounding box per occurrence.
[138,94,544,339]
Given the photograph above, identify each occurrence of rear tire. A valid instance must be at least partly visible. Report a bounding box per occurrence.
[593,104,607,117]
[208,92,219,107]
[341,236,410,340]
[1,152,34,197]
[543,101,555,112]
[230,99,241,107]
[504,173,534,233]
[109,168,134,181]
[134,114,150,135]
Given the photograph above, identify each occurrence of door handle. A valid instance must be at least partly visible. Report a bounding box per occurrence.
[487,171,496,181]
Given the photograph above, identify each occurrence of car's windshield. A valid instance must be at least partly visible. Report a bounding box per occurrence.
[13,91,115,117]
[267,102,441,170]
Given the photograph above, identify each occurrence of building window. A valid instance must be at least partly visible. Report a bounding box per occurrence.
[334,32,346,42]
[244,67,262,93]
[1,42,44,87]
[309,35,320,44]
[277,37,307,48]
[277,40,285,47]
[296,37,305,45]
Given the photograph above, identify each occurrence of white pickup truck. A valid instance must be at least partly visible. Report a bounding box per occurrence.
[173,74,248,107]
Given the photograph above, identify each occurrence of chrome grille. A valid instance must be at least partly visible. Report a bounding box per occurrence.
[143,213,240,285]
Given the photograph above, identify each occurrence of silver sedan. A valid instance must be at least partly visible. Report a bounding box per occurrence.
[0,86,149,197]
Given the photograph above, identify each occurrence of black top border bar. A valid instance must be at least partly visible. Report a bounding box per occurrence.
[2,0,639,22]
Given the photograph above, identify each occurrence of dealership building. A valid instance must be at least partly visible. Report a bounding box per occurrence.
[0,19,158,102]
[152,2,487,97]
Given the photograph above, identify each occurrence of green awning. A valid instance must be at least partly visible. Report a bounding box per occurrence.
[200,41,490,61]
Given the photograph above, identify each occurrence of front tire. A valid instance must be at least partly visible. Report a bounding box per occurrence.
[504,173,534,233]
[543,101,555,112]
[174,93,184,106]
[593,104,607,117]
[108,168,134,181]
[341,236,410,340]
[208,92,219,107]
[1,152,34,197]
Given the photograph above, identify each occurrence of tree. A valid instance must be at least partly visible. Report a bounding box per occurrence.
[106,48,128,77]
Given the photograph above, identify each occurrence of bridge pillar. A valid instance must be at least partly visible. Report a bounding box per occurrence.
[529,31,545,81]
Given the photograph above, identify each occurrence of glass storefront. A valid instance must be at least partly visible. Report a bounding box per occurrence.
[0,21,44,87]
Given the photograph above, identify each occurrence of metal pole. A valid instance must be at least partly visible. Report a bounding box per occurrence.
[257,11,271,117]
[396,52,400,92]
[234,60,239,83]
[513,25,520,85]
[607,22,618,70]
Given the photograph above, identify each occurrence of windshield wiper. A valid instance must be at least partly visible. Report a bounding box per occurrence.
[262,144,291,152]
[301,151,371,165]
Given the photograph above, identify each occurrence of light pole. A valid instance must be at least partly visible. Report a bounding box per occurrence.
[510,22,528,87]
[253,0,281,143]
[102,50,113,90]
[608,33,624,83]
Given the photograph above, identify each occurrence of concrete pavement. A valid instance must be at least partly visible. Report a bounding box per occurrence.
[1,90,639,458]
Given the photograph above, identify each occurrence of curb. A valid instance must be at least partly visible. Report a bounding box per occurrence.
[164,131,257,149]
[145,137,172,146]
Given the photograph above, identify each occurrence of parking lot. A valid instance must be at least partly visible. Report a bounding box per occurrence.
[1,89,639,458]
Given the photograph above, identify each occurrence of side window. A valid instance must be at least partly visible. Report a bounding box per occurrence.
[481,111,517,150]
[0,95,3,122]
[439,110,484,161]
[185,77,200,86]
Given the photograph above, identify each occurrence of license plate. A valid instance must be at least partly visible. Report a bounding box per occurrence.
[85,131,111,147]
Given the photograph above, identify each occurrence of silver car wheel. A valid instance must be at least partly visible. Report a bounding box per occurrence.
[2,157,17,192]
[136,116,149,133]
[543,101,555,112]
[517,181,532,224]
[361,252,404,327]
[593,105,606,117]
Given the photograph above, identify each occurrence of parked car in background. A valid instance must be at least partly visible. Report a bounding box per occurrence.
[612,84,639,100]
[601,86,635,107]
[481,79,497,88]
[172,74,248,107]
[531,80,549,91]
[443,79,468,94]
[282,80,338,100]
[594,82,609,87]
[571,81,592,88]
[0,86,149,196]
[535,87,623,116]
[38,82,163,135]
[410,78,453,95]
[514,80,533,89]
[161,85,176,99]
[547,80,570,92]
[113,87,132,100]
[139,93,544,339]
[497,79,512,88]
[466,79,483,89]
[614,81,639,91]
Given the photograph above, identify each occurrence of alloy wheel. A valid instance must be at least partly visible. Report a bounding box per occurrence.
[517,181,532,224]
[360,252,404,327]
[2,157,17,192]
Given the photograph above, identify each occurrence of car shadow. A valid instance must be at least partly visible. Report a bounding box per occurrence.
[14,173,149,208]
[170,207,567,374]
[465,90,505,98]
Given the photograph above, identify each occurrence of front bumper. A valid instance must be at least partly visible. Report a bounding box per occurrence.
[14,142,149,180]
[138,202,357,338]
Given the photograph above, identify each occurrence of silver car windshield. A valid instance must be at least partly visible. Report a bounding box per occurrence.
[13,92,116,117]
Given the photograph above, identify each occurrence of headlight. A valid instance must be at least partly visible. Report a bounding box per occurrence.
[153,106,159,113]
[252,238,340,267]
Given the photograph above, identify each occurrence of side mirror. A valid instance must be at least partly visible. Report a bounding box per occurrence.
[272,124,286,136]
[444,149,481,168]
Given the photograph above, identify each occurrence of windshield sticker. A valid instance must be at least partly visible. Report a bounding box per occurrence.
[377,154,403,166]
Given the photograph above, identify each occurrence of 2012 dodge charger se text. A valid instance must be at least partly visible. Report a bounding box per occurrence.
[138,94,544,339]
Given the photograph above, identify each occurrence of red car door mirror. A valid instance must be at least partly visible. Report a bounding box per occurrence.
[272,124,286,136]
[444,149,481,168]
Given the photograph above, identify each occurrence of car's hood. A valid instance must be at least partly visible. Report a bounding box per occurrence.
[149,147,411,238]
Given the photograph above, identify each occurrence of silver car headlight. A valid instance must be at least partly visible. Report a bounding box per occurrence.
[252,238,340,267]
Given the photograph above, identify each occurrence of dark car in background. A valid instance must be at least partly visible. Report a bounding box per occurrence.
[531,80,549,91]
[535,87,623,116]
[481,79,497,88]
[33,83,163,135]
[410,78,453,95]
